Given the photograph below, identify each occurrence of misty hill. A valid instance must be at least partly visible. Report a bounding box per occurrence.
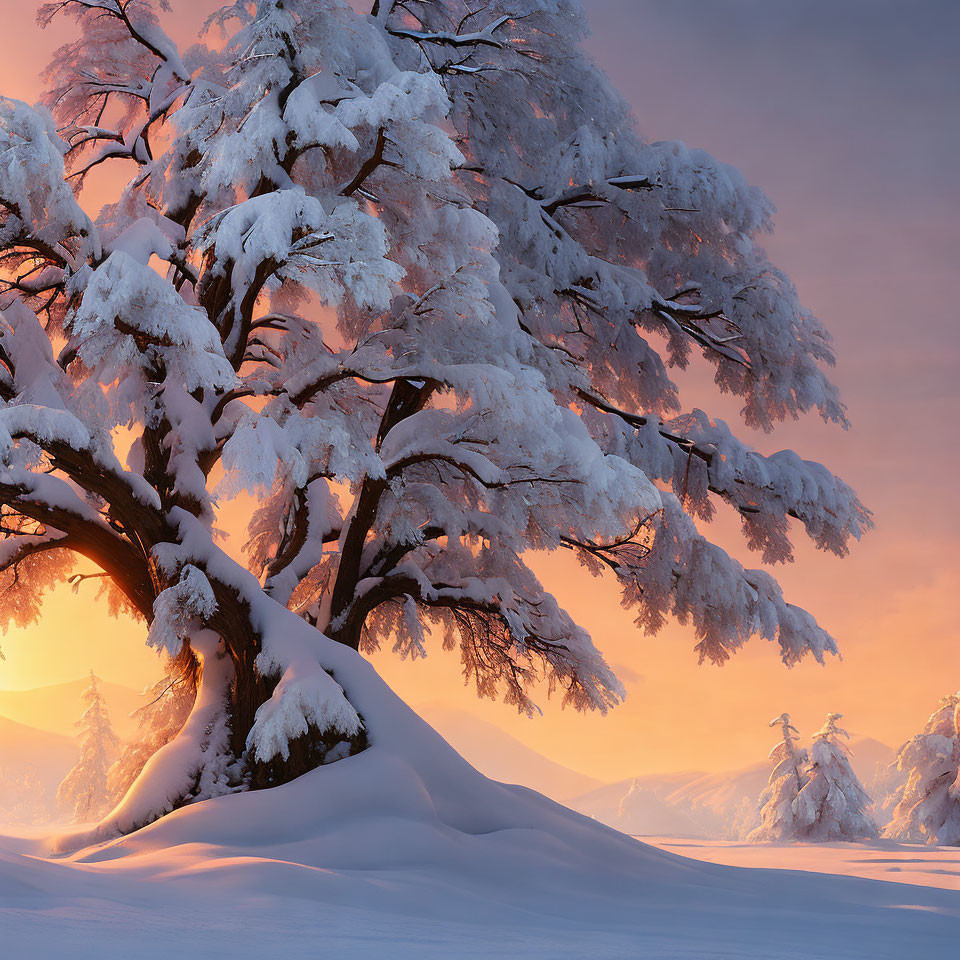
[569,769,760,839]
[418,705,601,802]
[569,738,900,839]
[0,678,143,742]
[0,715,77,824]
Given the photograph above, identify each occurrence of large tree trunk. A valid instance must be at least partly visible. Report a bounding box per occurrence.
[208,579,369,792]
[83,559,369,844]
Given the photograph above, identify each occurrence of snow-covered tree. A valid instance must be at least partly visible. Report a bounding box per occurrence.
[884,693,960,845]
[793,714,877,841]
[0,0,869,835]
[57,671,121,821]
[748,712,808,842]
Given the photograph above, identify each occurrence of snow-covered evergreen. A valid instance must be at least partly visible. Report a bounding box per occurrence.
[0,0,869,834]
[793,714,877,842]
[56,671,121,822]
[884,693,960,845]
[748,713,808,841]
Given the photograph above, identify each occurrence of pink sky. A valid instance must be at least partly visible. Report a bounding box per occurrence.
[0,1,956,780]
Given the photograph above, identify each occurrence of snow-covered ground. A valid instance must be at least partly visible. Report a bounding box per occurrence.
[645,835,960,891]
[3,768,959,959]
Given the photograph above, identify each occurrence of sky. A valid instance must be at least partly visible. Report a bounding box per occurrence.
[0,1,957,781]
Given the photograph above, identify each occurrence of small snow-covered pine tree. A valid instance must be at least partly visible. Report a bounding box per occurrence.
[748,713,808,841]
[57,671,121,822]
[883,693,960,845]
[793,713,877,841]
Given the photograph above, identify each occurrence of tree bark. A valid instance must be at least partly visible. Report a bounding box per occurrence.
[113,570,368,831]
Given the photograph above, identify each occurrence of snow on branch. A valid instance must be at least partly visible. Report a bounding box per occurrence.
[748,712,809,841]
[147,564,218,657]
[576,389,871,562]
[246,659,363,763]
[610,493,840,666]
[39,1,189,79]
[354,556,623,716]
[0,98,98,265]
[195,188,402,367]
[387,14,513,50]
[56,670,121,821]
[0,531,70,572]
[884,693,960,844]
[68,250,237,421]
[792,713,878,840]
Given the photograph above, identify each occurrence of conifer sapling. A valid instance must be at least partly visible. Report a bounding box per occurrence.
[748,712,808,842]
[793,713,877,842]
[57,671,121,822]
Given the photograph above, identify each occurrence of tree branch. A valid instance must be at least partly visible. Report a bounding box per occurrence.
[0,532,72,573]
[340,127,397,199]
[387,15,512,50]
[0,472,154,616]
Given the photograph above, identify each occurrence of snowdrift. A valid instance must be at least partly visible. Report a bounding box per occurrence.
[1,646,957,958]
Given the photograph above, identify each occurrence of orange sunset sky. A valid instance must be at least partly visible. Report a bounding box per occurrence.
[0,0,956,782]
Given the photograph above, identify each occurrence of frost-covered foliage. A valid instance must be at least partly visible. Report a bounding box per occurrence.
[748,713,808,842]
[0,0,867,828]
[147,565,219,657]
[56,671,121,822]
[793,714,877,842]
[107,649,199,806]
[884,694,960,845]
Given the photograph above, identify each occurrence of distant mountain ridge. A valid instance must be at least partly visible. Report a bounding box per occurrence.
[375,706,902,837]
[418,705,602,802]
[0,715,78,825]
[568,737,900,839]
[0,714,76,769]
[0,678,144,741]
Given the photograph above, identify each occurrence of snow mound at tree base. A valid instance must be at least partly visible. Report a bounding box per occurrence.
[4,764,960,959]
[4,650,960,957]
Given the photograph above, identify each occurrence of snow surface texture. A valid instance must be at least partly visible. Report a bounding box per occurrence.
[3,652,959,959]
[647,836,960,892]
